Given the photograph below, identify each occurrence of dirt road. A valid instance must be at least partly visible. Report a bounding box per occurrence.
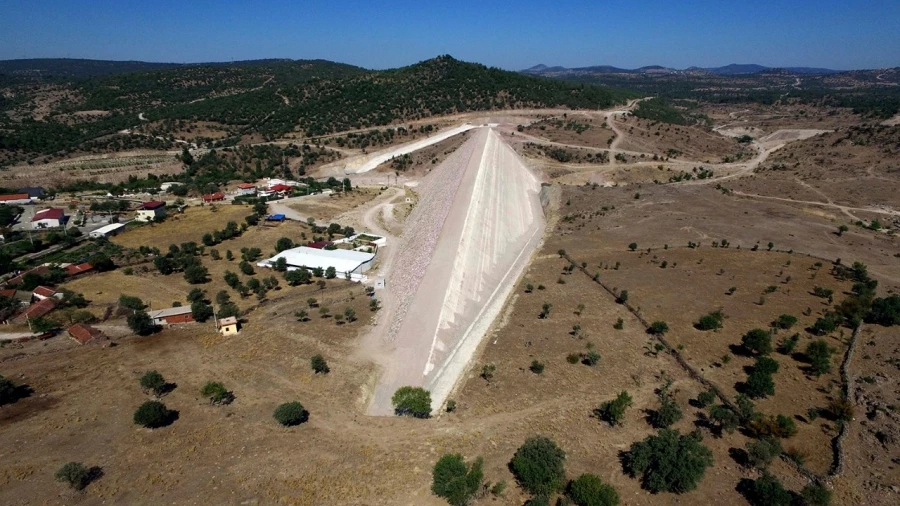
[343,124,477,175]
[366,128,545,415]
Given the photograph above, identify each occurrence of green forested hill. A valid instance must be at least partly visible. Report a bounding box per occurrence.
[0,55,634,160]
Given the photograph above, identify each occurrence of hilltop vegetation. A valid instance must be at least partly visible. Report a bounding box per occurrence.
[0,55,633,162]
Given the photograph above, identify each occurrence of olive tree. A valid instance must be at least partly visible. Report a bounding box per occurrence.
[431,454,484,506]
[392,386,432,418]
[509,436,567,496]
[625,429,713,493]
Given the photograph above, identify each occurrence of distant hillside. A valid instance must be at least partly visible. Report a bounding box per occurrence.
[522,62,842,76]
[0,55,634,158]
[0,58,184,77]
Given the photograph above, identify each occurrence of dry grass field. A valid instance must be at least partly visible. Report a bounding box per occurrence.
[522,115,616,148]
[112,205,256,250]
[287,187,381,223]
[613,116,748,162]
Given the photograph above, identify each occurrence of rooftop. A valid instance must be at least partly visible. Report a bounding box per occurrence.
[260,246,374,273]
[32,208,65,221]
[238,183,256,189]
[33,286,57,297]
[68,323,104,345]
[0,193,31,201]
[65,262,93,276]
[218,316,238,326]
[140,201,166,210]
[148,306,193,319]
[21,297,56,319]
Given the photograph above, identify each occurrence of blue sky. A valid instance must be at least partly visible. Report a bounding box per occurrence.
[1,0,897,70]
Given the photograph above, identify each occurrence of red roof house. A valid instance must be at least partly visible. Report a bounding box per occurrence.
[238,183,256,189]
[67,323,105,345]
[12,297,56,323]
[0,193,32,203]
[32,286,58,300]
[65,262,94,277]
[269,184,293,193]
[32,207,65,221]
[202,192,225,202]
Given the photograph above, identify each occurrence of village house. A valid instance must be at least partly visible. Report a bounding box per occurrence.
[236,183,257,196]
[136,201,167,222]
[32,286,61,301]
[12,297,56,324]
[0,193,34,205]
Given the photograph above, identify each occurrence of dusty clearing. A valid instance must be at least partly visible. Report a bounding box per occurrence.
[112,205,255,250]
[287,187,381,223]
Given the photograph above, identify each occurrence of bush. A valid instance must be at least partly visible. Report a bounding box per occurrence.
[139,370,167,396]
[595,391,633,426]
[650,388,682,429]
[866,295,900,326]
[741,328,772,355]
[0,374,21,405]
[745,370,775,399]
[626,429,713,493]
[311,354,330,374]
[772,314,797,330]
[648,321,669,335]
[200,381,233,405]
[392,386,432,418]
[273,402,309,426]
[746,437,782,469]
[754,356,780,375]
[54,461,91,490]
[431,454,484,506]
[509,436,566,496]
[568,473,620,506]
[800,484,833,506]
[805,340,833,375]
[119,295,146,311]
[709,405,740,434]
[749,414,797,438]
[133,401,175,428]
[695,310,724,331]
[530,360,545,374]
[810,313,840,335]
[778,333,800,354]
[738,472,791,506]
[628,242,638,251]
[696,390,717,408]
[191,301,214,322]
[827,398,854,421]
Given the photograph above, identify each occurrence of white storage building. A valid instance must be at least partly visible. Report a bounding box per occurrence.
[89,223,126,238]
[257,246,375,281]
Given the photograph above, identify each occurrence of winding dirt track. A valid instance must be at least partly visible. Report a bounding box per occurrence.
[366,127,545,415]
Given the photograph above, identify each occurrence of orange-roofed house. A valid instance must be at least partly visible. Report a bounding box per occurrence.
[68,323,105,345]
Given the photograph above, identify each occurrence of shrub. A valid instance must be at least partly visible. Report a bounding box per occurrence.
[200,381,233,405]
[628,242,638,251]
[616,290,628,304]
[133,401,175,428]
[139,370,166,396]
[746,437,782,469]
[583,350,601,366]
[183,264,209,284]
[806,340,833,375]
[696,390,717,408]
[650,388,682,429]
[741,328,772,355]
[566,353,581,364]
[625,429,713,493]
[595,391,633,426]
[54,462,91,490]
[778,333,800,354]
[392,386,432,418]
[709,405,740,434]
[446,400,456,413]
[530,360,545,374]
[827,398,854,421]
[613,318,624,330]
[480,364,496,381]
[810,314,839,335]
[754,356,780,375]
[273,402,309,426]
[568,473,620,506]
[431,454,484,506]
[0,374,22,405]
[738,472,791,506]
[311,354,330,374]
[119,295,146,311]
[772,314,797,330]
[749,415,797,438]
[866,295,900,326]
[800,484,833,506]
[509,436,566,496]
[695,310,724,331]
[648,321,669,335]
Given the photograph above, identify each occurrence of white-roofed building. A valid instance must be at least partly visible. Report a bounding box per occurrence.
[257,246,375,281]
[89,222,126,238]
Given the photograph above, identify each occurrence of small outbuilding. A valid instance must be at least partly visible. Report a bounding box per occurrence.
[136,201,167,222]
[218,316,240,336]
[18,187,45,199]
[31,208,66,229]
[32,286,60,301]
[65,262,94,278]
[266,214,286,222]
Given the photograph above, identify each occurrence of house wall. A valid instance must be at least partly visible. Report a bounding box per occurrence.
[136,208,166,222]
[220,324,239,335]
[163,313,194,324]
[32,218,60,229]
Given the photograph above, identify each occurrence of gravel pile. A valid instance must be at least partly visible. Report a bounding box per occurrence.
[386,131,483,340]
